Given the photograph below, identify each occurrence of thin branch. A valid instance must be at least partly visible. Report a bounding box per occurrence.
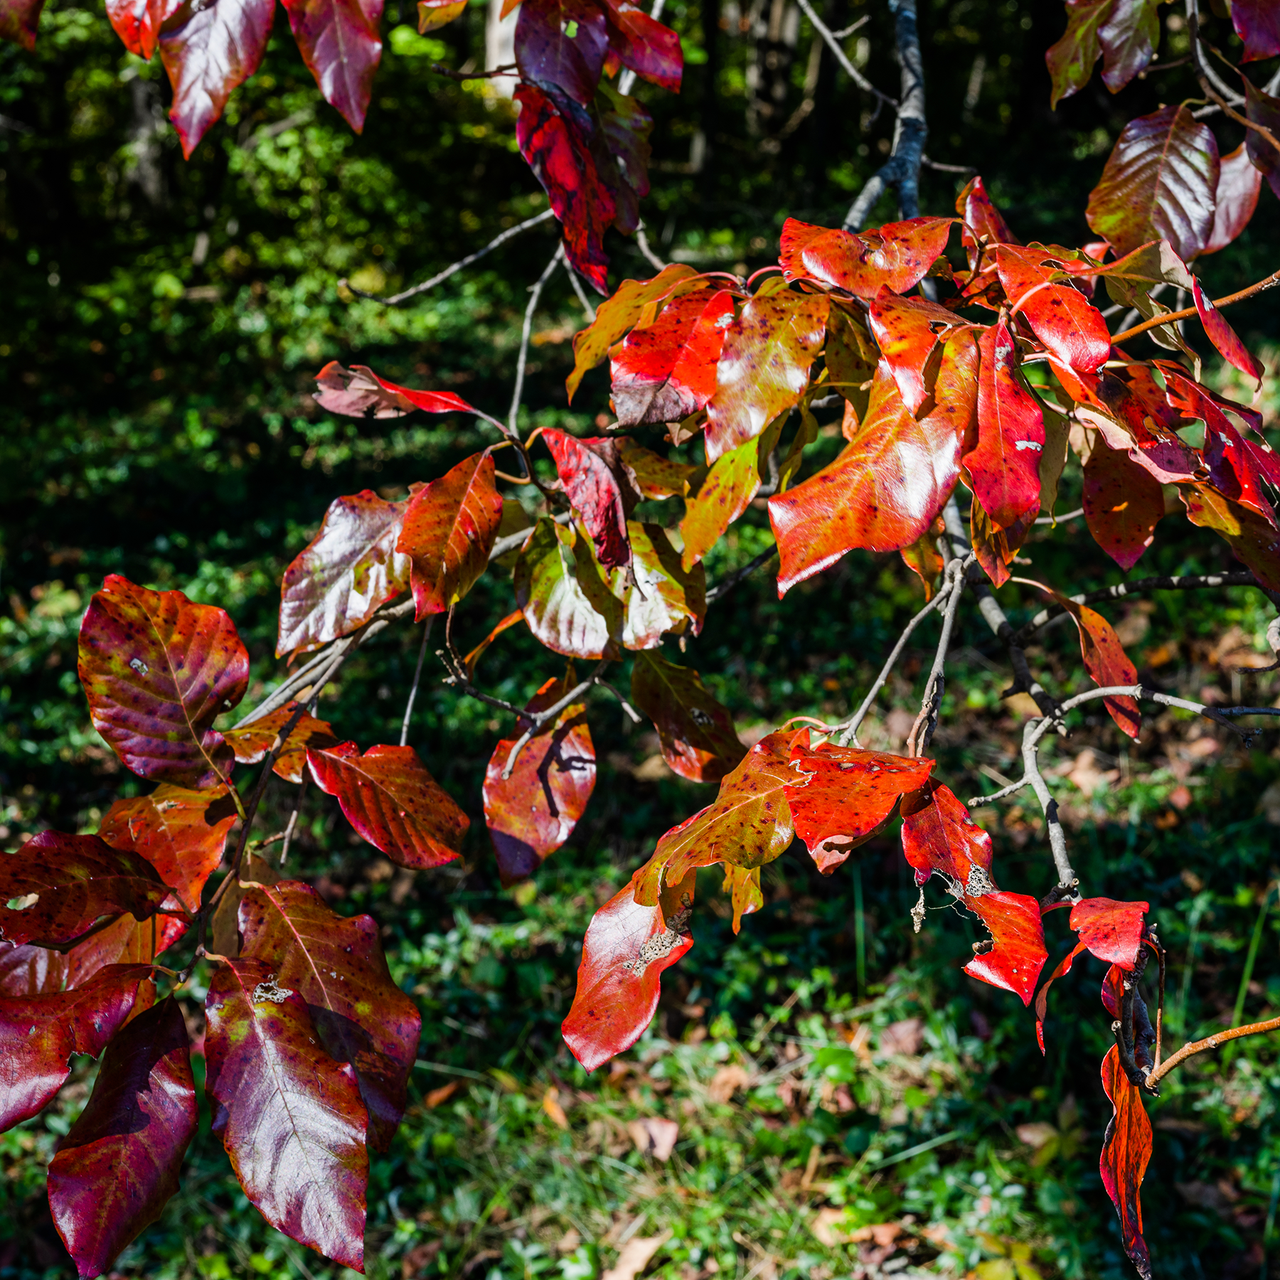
[1147,1014,1280,1087]
[1019,717,1078,893]
[795,0,898,109]
[965,773,1032,807]
[278,769,309,867]
[920,154,974,174]
[705,546,778,603]
[509,246,565,435]
[831,14,870,38]
[1185,0,1246,106]
[501,662,608,778]
[906,554,972,756]
[618,0,666,95]
[342,208,557,306]
[400,616,435,747]
[1111,269,1280,346]
[594,675,643,723]
[429,61,517,82]
[1033,506,1084,526]
[566,264,598,321]
[634,222,668,272]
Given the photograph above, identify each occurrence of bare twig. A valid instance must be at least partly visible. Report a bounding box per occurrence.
[1034,506,1084,526]
[795,0,898,109]
[278,768,309,867]
[906,553,972,756]
[706,546,778,603]
[594,676,643,723]
[1019,717,1077,893]
[566,265,598,321]
[1111,270,1280,346]
[400,616,435,747]
[634,222,668,272]
[1185,0,1246,105]
[429,61,518,82]
[965,773,1032,807]
[501,662,607,777]
[342,208,557,306]
[1148,1013,1280,1087]
[509,246,565,434]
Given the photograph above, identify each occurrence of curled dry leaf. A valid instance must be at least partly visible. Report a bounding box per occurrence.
[277,489,411,658]
[223,705,341,784]
[205,955,368,1272]
[483,672,596,885]
[48,997,197,1278]
[307,741,470,868]
[314,362,476,417]
[1099,1044,1154,1280]
[561,869,696,1072]
[78,575,249,789]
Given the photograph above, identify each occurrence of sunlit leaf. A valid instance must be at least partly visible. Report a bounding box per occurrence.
[1099,1044,1154,1279]
[280,0,383,133]
[1192,276,1264,384]
[779,216,952,298]
[599,0,682,90]
[866,288,960,413]
[1070,896,1148,967]
[313,362,478,418]
[611,521,705,649]
[996,245,1110,374]
[223,706,341,784]
[543,431,635,569]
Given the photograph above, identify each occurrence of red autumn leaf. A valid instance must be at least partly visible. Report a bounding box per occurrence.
[515,82,616,293]
[958,174,1018,251]
[1042,589,1142,738]
[307,742,469,869]
[1245,79,1280,201]
[1233,0,1280,61]
[610,286,736,426]
[594,81,652,235]
[679,431,774,571]
[1086,105,1220,261]
[104,0,175,57]
[784,734,934,873]
[779,216,953,299]
[769,344,970,594]
[542,431,634,569]
[900,515,947,598]
[1082,438,1165,571]
[633,731,801,898]
[561,868,696,1072]
[703,290,828,463]
[483,673,596,885]
[900,781,1047,1004]
[1202,144,1262,257]
[277,489,411,658]
[629,650,745,783]
[0,832,171,949]
[612,521,705,649]
[964,321,1044,531]
[1099,1044,1154,1280]
[396,451,505,616]
[78,575,249,789]
[0,940,70,997]
[222,706,341,784]
[969,502,1032,588]
[1070,896,1148,968]
[205,955,367,1271]
[48,997,197,1278]
[866,288,961,413]
[313,362,477,418]
[0,0,45,47]
[1183,483,1280,591]
[515,0,608,103]
[280,0,383,133]
[996,245,1110,374]
[1192,276,1265,384]
[514,518,625,658]
[599,0,681,90]
[158,0,275,157]
[236,880,422,1151]
[0,964,151,1133]
[566,263,698,400]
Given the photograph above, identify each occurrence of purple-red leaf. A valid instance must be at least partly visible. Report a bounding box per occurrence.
[483,673,596,885]
[543,431,634,569]
[104,0,176,57]
[0,0,45,48]
[395,451,505,616]
[1082,438,1165,571]
[1086,105,1220,261]
[237,880,421,1151]
[1245,79,1280,201]
[307,741,469,868]
[1202,144,1262,256]
[515,0,608,103]
[0,832,170,949]
[205,955,367,1271]
[1192,275,1265,384]
[48,997,197,1279]
[280,0,383,132]
[314,363,477,418]
[629,650,745,783]
[79,575,249,789]
[779,216,952,298]
[784,735,934,873]
[223,706,341,784]
[277,489,411,658]
[1233,0,1280,61]
[599,0,681,90]
[1099,1044,1154,1280]
[562,868,695,1072]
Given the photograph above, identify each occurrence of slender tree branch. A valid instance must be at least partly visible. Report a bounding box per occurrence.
[565,265,598,321]
[501,662,608,778]
[1034,507,1084,526]
[1110,270,1280,346]
[1148,1013,1280,1087]
[705,546,778,603]
[906,553,971,756]
[1019,717,1078,893]
[509,246,565,434]
[795,0,898,109]
[1185,0,1246,106]
[341,208,556,306]
[400,616,435,747]
[594,675,643,723]
[634,222,668,272]
[278,769,309,867]
[429,61,518,82]
[965,774,1032,807]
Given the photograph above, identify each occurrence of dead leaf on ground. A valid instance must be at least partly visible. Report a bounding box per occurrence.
[878,1017,924,1057]
[1066,748,1119,795]
[543,1086,569,1129]
[810,1207,855,1246]
[602,1232,672,1280]
[425,1081,459,1109]
[1015,1122,1057,1150]
[707,1063,751,1103]
[556,1229,581,1255]
[628,1117,680,1160]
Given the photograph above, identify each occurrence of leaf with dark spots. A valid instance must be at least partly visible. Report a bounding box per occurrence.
[0,964,151,1134]
[313,362,478,418]
[1182,483,1280,591]
[995,245,1110,374]
[720,862,763,933]
[513,517,625,658]
[610,286,735,426]
[769,345,969,594]
[307,742,469,869]
[615,438,698,499]
[79,575,249,789]
[1192,276,1264,385]
[784,734,934,873]
[1082,439,1165,571]
[0,832,171,949]
[205,956,367,1270]
[483,673,596,885]
[276,490,411,658]
[223,707,341,785]
[1086,105,1219,261]
[1071,897,1148,968]
[610,522,705,649]
[964,321,1044,531]
[515,0,608,103]
[1099,1044,1154,1280]
[395,451,504,616]
[48,998,197,1278]
[866,288,960,413]
[629,650,745,783]
[562,869,695,1072]
[280,0,383,133]
[237,881,421,1152]
[542,431,635,569]
[779,216,953,299]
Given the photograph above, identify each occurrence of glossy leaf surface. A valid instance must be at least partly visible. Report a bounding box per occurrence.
[865,288,956,413]
[238,881,421,1151]
[483,674,596,885]
[629,651,745,783]
[1082,439,1164,571]
[1070,896,1148,968]
[205,956,367,1271]
[679,432,771,571]
[1202,144,1262,255]
[223,706,341,784]
[313,362,477,418]
[1099,1044,1154,1280]
[277,489,410,657]
[396,451,504,616]
[779,216,952,299]
[613,522,705,649]
[515,0,608,103]
[103,0,173,57]
[1233,0,1280,61]
[561,868,696,1072]
[48,997,197,1278]
[1192,276,1264,384]
[79,575,249,788]
[996,245,1109,374]
[543,431,633,569]
[279,0,383,133]
[308,742,469,868]
[599,0,681,89]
